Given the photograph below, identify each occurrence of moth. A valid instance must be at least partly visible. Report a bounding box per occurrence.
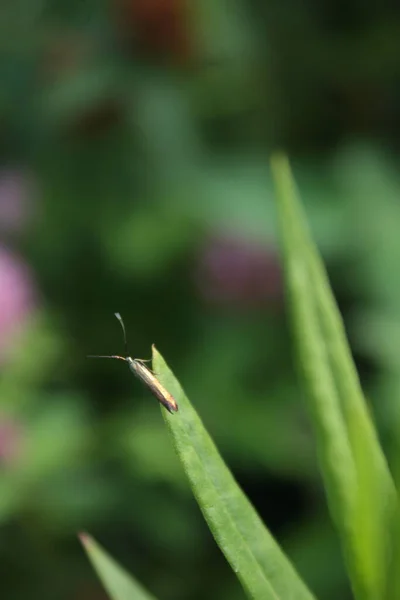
[88,313,178,413]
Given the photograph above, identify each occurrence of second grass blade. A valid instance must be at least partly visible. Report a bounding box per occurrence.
[271,154,396,600]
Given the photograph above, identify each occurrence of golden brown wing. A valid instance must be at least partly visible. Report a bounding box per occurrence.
[129,360,178,413]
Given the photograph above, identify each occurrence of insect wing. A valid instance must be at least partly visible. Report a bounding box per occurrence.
[130,360,178,413]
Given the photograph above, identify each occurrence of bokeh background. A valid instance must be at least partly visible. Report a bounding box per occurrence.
[1,1,400,599]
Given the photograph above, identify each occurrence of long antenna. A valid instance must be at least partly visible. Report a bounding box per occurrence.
[87,354,126,361]
[114,312,129,357]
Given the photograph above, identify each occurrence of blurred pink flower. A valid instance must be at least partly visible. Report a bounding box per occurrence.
[0,246,36,362]
[196,232,283,310]
[0,416,24,466]
[0,169,34,234]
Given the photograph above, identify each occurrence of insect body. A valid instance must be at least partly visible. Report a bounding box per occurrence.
[88,313,178,414]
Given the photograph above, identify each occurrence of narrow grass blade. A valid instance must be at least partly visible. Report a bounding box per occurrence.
[152,346,315,600]
[271,153,397,600]
[383,438,400,598]
[79,533,156,600]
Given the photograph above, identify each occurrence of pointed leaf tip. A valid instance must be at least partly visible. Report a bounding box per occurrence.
[78,531,91,546]
[80,534,157,600]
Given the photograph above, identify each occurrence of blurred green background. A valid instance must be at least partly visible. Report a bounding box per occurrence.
[1,1,400,599]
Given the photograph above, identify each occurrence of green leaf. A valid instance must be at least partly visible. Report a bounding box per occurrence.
[79,533,156,600]
[152,347,315,600]
[270,153,397,600]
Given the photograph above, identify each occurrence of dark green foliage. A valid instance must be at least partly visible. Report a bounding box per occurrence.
[1,1,399,599]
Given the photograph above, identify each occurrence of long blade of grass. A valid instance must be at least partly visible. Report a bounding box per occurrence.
[79,533,157,600]
[271,153,397,600]
[152,346,315,600]
[383,414,400,598]
[384,491,400,599]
